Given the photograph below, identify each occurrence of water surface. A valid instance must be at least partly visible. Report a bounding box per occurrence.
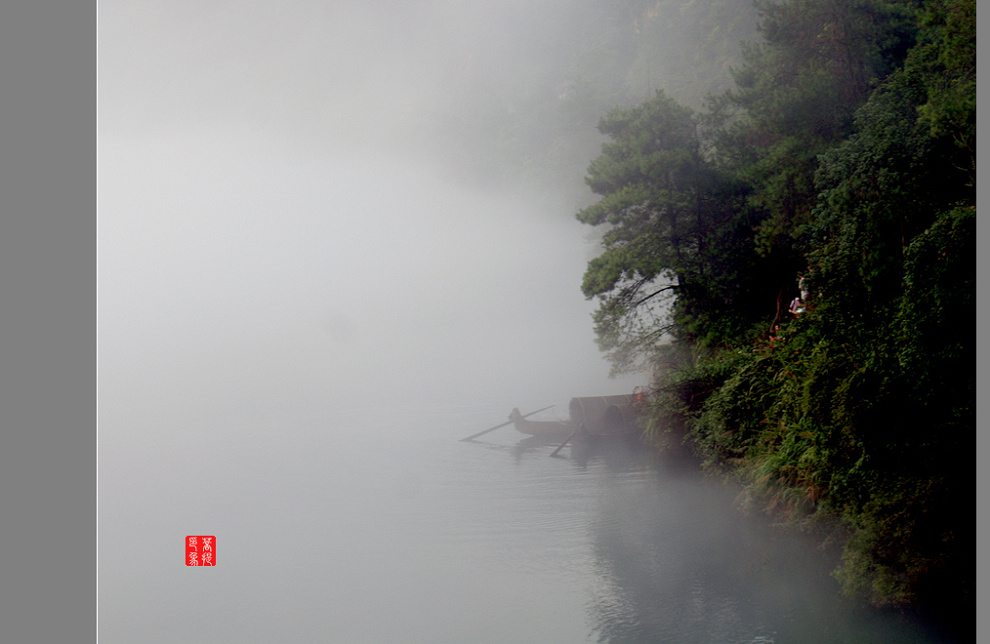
[98,404,953,643]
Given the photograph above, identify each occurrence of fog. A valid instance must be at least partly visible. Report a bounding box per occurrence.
[98,0,642,439]
[96,6,961,642]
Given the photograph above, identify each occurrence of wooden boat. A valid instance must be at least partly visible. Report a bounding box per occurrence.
[508,408,575,438]
[509,393,645,439]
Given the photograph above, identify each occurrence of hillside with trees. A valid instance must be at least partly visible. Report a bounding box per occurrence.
[431,0,760,200]
[575,0,975,627]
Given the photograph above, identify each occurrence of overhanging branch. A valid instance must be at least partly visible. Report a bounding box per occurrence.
[634,284,679,307]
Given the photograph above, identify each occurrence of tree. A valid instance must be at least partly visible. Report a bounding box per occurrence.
[582,0,976,620]
[577,90,784,371]
[710,0,919,254]
[577,92,703,372]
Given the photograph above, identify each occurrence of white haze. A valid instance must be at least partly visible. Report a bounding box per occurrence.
[97,7,952,643]
[98,0,643,441]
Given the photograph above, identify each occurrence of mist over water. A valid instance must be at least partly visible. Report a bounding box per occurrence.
[99,128,635,432]
[99,0,645,434]
[98,2,958,642]
[98,407,949,644]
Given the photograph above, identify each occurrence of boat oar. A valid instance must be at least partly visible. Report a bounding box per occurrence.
[549,426,580,457]
[458,405,555,442]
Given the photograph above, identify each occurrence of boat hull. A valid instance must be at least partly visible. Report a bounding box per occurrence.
[509,394,644,439]
[508,409,575,438]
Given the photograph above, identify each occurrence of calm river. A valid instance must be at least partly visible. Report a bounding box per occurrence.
[98,402,956,643]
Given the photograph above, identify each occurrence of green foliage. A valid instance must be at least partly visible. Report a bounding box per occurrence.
[711,0,919,253]
[897,206,975,405]
[577,92,707,365]
[914,0,975,168]
[573,0,975,619]
[578,89,803,361]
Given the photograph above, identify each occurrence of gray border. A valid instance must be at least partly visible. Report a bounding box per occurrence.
[0,2,97,642]
[0,2,974,642]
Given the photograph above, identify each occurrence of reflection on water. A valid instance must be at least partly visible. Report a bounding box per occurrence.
[495,429,952,644]
[98,406,958,643]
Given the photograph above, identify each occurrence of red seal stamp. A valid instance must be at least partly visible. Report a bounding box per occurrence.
[185,535,216,566]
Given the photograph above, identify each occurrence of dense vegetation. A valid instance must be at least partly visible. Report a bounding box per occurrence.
[575,0,975,625]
